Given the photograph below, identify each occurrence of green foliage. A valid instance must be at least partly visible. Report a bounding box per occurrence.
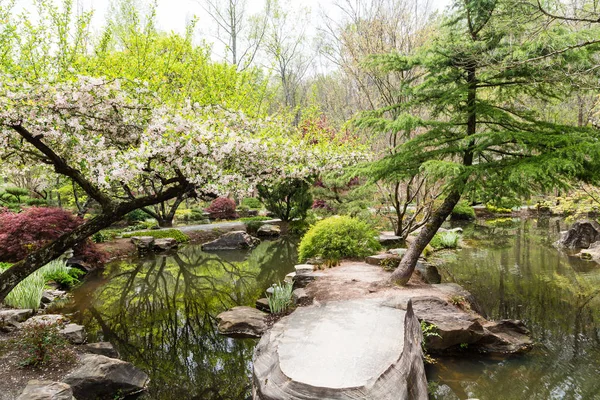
[241,198,263,209]
[0,260,83,308]
[451,201,475,220]
[42,259,84,289]
[360,0,600,226]
[289,210,318,235]
[126,209,150,224]
[267,281,294,314]
[122,229,190,243]
[380,256,401,271]
[3,270,45,310]
[91,230,114,243]
[298,216,381,264]
[122,221,160,232]
[258,179,313,222]
[17,322,75,367]
[485,204,513,214]
[420,321,441,352]
[429,231,460,250]
[240,216,272,233]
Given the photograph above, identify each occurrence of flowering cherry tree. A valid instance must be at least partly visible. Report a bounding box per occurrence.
[0,76,363,301]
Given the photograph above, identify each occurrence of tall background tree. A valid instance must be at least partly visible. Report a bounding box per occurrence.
[359,0,600,284]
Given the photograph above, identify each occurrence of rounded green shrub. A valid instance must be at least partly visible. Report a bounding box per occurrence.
[242,197,262,209]
[451,201,475,220]
[298,216,381,265]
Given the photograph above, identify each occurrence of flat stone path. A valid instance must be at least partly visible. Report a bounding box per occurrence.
[277,299,406,389]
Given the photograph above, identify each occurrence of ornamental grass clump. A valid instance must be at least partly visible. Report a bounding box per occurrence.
[298,215,381,266]
[0,259,82,309]
[429,231,460,250]
[267,281,294,314]
[4,270,45,310]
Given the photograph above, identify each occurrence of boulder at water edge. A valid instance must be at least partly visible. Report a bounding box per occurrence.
[82,342,120,359]
[217,306,268,338]
[62,354,149,400]
[557,220,600,249]
[202,231,260,250]
[256,224,281,238]
[252,299,428,400]
[17,380,74,400]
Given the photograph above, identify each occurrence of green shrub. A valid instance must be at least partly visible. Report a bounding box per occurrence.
[429,231,460,250]
[17,322,76,367]
[240,216,271,233]
[485,203,512,214]
[91,230,112,243]
[122,221,159,232]
[242,197,263,209]
[289,210,318,235]
[267,281,294,314]
[298,216,381,265]
[239,216,271,222]
[451,201,475,220]
[258,179,313,222]
[42,259,84,289]
[122,229,189,243]
[125,209,150,223]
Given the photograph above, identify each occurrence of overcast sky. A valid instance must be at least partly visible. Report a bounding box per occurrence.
[15,0,452,66]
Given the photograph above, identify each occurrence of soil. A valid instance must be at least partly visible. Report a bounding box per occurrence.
[303,261,430,303]
[0,331,80,400]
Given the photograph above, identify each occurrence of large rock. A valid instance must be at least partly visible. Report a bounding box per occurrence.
[201,231,260,251]
[378,234,403,246]
[63,354,149,400]
[252,299,427,399]
[130,236,155,252]
[365,253,401,267]
[557,220,600,249]
[410,293,532,354]
[579,241,600,262]
[217,306,268,338]
[411,296,486,351]
[59,323,86,344]
[0,308,34,328]
[41,290,67,305]
[479,319,533,354]
[153,238,178,252]
[256,224,281,238]
[17,380,74,400]
[21,314,67,328]
[82,342,120,359]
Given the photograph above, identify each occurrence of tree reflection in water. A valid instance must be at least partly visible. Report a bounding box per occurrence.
[431,218,600,399]
[68,238,298,400]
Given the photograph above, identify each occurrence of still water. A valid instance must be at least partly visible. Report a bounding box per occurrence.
[429,218,600,400]
[67,219,600,400]
[66,238,298,399]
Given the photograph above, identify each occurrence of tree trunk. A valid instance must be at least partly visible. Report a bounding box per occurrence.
[389,190,462,285]
[157,218,174,228]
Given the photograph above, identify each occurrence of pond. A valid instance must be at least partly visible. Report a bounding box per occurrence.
[65,218,600,400]
[429,217,600,400]
[65,238,298,400]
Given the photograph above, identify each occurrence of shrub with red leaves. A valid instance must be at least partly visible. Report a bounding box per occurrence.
[205,197,238,220]
[0,207,105,265]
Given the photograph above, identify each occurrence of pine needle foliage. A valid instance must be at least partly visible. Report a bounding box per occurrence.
[358,0,600,199]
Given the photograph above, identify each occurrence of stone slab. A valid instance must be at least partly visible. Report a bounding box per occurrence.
[277,299,405,388]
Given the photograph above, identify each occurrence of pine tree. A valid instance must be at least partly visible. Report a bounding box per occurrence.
[361,0,600,284]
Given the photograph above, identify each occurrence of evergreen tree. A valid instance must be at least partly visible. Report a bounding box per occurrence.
[360,0,600,284]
